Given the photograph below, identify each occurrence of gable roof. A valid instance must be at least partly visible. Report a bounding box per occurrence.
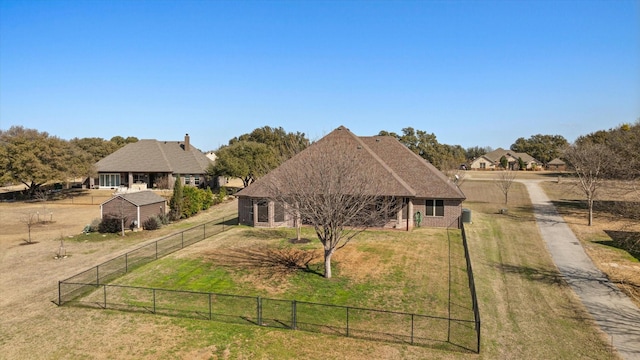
[483,148,540,164]
[547,158,566,165]
[101,190,166,207]
[237,126,465,200]
[95,139,213,174]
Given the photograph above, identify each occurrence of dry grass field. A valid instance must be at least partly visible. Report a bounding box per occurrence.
[0,176,631,359]
[539,177,640,307]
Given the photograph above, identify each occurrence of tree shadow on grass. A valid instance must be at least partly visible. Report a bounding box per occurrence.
[207,247,324,277]
[600,230,640,261]
[494,263,565,286]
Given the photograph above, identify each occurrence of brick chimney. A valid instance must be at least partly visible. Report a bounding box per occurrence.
[184,133,190,151]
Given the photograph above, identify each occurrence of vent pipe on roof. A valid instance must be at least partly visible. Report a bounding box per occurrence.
[184,134,190,151]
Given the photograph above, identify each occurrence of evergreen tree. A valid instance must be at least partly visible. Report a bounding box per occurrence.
[170,176,183,219]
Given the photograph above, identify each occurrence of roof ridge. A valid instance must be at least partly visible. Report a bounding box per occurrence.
[381,135,465,198]
[155,141,173,172]
[334,127,416,196]
[350,134,417,196]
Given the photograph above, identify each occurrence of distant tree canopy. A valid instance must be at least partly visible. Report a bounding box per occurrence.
[378,127,466,170]
[510,134,568,164]
[212,141,279,187]
[70,137,120,162]
[465,146,492,161]
[0,126,93,196]
[109,135,139,147]
[0,126,138,197]
[229,126,309,162]
[214,126,309,186]
[70,137,135,163]
[576,120,640,179]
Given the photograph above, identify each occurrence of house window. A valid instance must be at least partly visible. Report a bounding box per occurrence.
[133,173,146,184]
[194,175,200,186]
[185,175,191,185]
[480,162,486,169]
[100,173,121,187]
[426,200,444,217]
[257,200,269,223]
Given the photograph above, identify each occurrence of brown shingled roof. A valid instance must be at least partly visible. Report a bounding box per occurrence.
[101,190,166,207]
[95,139,213,174]
[237,126,465,200]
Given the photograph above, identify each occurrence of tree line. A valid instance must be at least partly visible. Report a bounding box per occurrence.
[0,126,137,196]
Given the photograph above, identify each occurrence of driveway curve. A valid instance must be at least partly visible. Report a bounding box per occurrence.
[522,179,640,360]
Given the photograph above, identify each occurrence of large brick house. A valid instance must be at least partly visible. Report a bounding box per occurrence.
[236,126,466,230]
[469,148,541,170]
[93,134,214,190]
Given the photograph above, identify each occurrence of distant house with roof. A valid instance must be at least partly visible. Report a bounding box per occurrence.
[236,126,466,230]
[100,190,167,230]
[469,148,541,171]
[94,134,214,190]
[546,158,567,171]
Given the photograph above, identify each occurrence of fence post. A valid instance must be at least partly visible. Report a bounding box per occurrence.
[346,307,350,337]
[153,289,156,314]
[96,266,99,286]
[58,281,62,305]
[125,253,128,273]
[181,232,184,248]
[291,300,297,330]
[257,297,262,326]
[208,293,212,320]
[203,224,206,239]
[222,217,225,232]
[103,285,107,309]
[411,314,414,345]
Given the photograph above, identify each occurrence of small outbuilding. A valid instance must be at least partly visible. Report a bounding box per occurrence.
[546,158,567,171]
[100,191,167,230]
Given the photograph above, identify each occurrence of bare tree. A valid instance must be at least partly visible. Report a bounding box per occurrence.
[20,212,38,244]
[268,141,399,279]
[495,169,517,205]
[564,142,611,226]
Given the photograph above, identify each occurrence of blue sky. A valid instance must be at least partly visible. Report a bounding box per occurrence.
[1,0,638,152]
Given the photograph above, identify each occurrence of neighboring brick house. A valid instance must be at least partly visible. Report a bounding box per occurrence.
[546,158,567,171]
[469,148,542,170]
[100,191,167,229]
[236,126,466,230]
[93,134,214,190]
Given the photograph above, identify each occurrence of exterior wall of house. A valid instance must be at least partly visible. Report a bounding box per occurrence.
[139,202,166,228]
[420,199,462,229]
[238,196,461,230]
[238,197,253,226]
[546,163,566,171]
[101,198,138,228]
[470,157,496,170]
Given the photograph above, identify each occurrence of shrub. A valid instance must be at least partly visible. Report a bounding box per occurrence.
[216,187,227,204]
[143,217,160,230]
[157,213,170,225]
[88,218,101,233]
[202,187,214,209]
[99,216,123,233]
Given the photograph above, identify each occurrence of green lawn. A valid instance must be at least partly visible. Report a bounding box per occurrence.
[77,225,478,353]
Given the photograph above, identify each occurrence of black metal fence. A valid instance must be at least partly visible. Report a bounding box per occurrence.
[60,282,477,350]
[461,222,481,352]
[57,216,231,305]
[57,217,481,353]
